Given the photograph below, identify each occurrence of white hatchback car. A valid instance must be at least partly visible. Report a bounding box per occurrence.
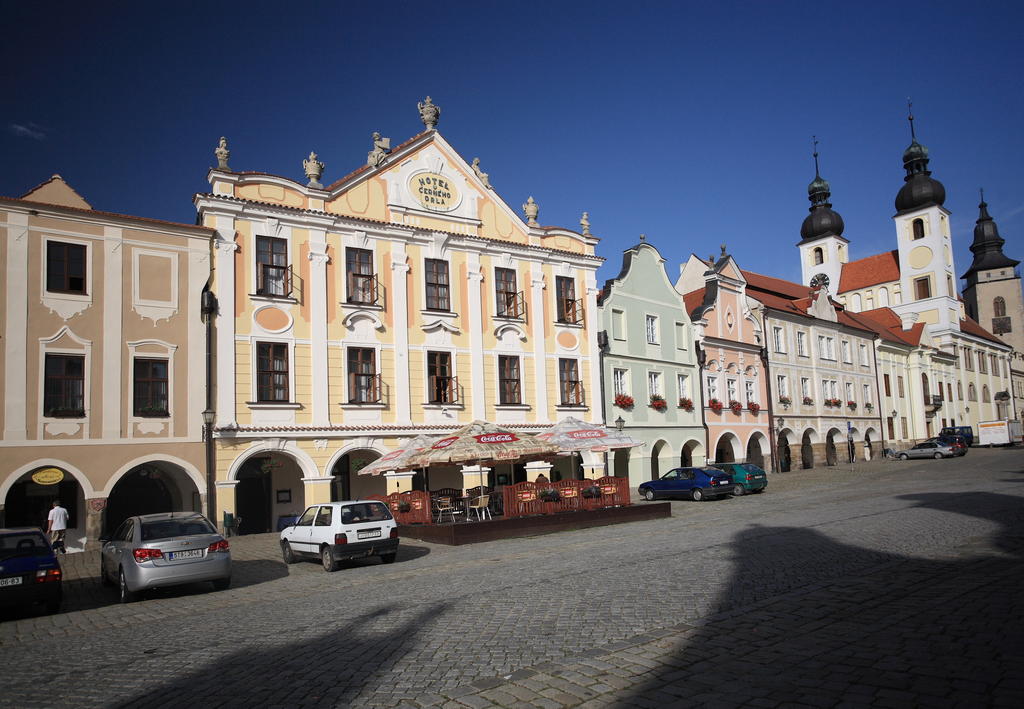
[279,500,399,572]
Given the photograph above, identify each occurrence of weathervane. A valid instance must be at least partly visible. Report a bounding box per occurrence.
[812,135,821,176]
[907,97,916,140]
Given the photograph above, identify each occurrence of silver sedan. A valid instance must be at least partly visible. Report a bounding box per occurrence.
[100,512,231,603]
[897,441,956,460]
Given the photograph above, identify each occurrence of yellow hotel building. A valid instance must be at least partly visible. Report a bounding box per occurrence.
[196,106,604,533]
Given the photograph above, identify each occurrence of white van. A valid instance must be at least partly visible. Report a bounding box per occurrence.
[279,501,399,572]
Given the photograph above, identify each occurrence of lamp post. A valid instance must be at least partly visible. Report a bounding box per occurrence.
[615,416,625,432]
[202,408,216,523]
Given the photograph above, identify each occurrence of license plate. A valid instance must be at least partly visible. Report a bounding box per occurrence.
[357,529,381,540]
[167,549,204,560]
[0,576,23,587]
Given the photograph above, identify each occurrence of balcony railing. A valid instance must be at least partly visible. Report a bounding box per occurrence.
[557,298,584,325]
[560,380,585,406]
[349,373,382,404]
[256,263,294,298]
[496,290,526,319]
[428,375,459,404]
[347,272,381,307]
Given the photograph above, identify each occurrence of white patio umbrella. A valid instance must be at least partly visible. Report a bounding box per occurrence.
[535,416,643,478]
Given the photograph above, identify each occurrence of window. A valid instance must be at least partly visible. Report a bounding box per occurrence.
[946,275,953,298]
[845,382,854,402]
[645,315,659,344]
[887,417,895,439]
[256,343,289,402]
[897,376,905,398]
[813,247,824,265]
[677,373,690,399]
[707,376,719,401]
[745,380,754,403]
[773,326,785,353]
[964,349,974,371]
[133,358,168,416]
[990,354,998,374]
[796,332,808,357]
[425,259,450,311]
[982,386,991,403]
[675,322,687,350]
[556,277,582,324]
[821,379,829,399]
[498,355,521,405]
[648,371,662,398]
[347,348,380,404]
[427,351,456,403]
[818,336,835,360]
[727,379,737,401]
[957,381,962,400]
[776,375,788,398]
[346,248,377,305]
[863,383,871,405]
[612,309,625,340]
[979,354,987,374]
[912,218,925,240]
[994,297,1006,317]
[256,236,290,297]
[859,344,868,366]
[800,377,810,398]
[494,268,521,318]
[46,241,87,294]
[314,506,333,527]
[558,359,583,406]
[946,382,952,401]
[914,277,931,300]
[883,374,891,397]
[968,383,977,401]
[901,417,908,439]
[613,368,628,396]
[44,354,85,417]
[841,341,851,363]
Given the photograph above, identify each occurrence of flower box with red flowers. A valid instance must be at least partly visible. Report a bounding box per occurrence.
[650,395,667,411]
[802,396,814,406]
[728,400,743,414]
[748,402,761,414]
[614,394,634,409]
[708,398,724,413]
[778,396,791,407]
[847,401,857,410]
[678,397,694,411]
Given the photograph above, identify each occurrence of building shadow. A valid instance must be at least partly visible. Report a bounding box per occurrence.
[615,491,1024,707]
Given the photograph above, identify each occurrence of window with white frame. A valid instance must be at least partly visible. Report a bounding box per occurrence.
[773,326,785,353]
[830,380,839,398]
[677,373,690,399]
[800,377,810,398]
[826,337,835,359]
[863,383,872,405]
[777,375,789,398]
[727,378,737,401]
[612,309,625,340]
[613,368,628,396]
[841,341,851,363]
[845,382,854,402]
[745,380,754,403]
[859,343,868,366]
[796,331,807,356]
[675,322,687,350]
[648,371,662,398]
[707,376,719,401]
[645,315,659,344]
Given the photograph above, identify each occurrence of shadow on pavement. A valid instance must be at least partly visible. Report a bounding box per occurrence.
[615,491,1024,707]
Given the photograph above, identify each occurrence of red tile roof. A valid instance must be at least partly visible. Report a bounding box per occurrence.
[838,250,900,293]
[959,315,1007,346]
[741,270,809,299]
[683,288,706,316]
[853,308,925,346]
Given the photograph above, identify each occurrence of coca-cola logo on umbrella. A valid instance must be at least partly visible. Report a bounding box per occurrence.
[474,433,519,444]
[431,436,459,449]
[567,429,606,439]
[379,449,404,461]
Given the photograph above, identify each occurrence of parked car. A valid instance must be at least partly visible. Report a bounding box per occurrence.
[638,467,734,501]
[280,501,399,572]
[0,528,62,614]
[925,435,968,456]
[939,426,974,446]
[896,441,957,460]
[100,512,231,603]
[710,462,768,496]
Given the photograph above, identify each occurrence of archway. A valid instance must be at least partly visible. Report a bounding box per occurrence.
[864,428,877,461]
[104,462,201,535]
[745,433,768,469]
[714,432,740,464]
[613,448,630,478]
[235,453,304,535]
[330,449,385,500]
[800,429,818,469]
[681,439,705,468]
[650,440,670,480]
[2,466,86,551]
[825,429,840,466]
[777,429,794,472]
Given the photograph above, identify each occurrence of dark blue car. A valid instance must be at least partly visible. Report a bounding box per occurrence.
[638,467,734,502]
[0,528,63,615]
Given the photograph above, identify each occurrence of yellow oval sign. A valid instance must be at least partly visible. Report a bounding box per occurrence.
[32,467,65,485]
[409,172,460,212]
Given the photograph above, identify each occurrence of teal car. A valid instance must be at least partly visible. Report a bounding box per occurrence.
[710,463,768,496]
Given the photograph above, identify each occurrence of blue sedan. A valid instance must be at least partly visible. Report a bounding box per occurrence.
[0,527,63,615]
[638,467,734,502]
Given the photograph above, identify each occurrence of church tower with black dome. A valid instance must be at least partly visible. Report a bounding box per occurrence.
[798,140,847,293]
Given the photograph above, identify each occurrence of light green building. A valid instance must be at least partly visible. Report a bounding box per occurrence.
[597,239,706,490]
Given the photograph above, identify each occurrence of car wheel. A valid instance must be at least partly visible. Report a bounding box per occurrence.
[321,546,339,573]
[732,484,745,496]
[898,453,909,460]
[118,568,136,604]
[281,541,297,564]
[212,577,231,592]
[100,559,113,586]
[380,553,397,564]
[933,452,943,459]
[642,488,656,501]
[691,488,704,502]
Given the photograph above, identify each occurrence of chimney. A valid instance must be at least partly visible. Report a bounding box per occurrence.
[900,312,919,331]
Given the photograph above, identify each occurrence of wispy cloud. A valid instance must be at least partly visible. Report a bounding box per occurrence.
[8,122,46,140]
[999,202,1024,221]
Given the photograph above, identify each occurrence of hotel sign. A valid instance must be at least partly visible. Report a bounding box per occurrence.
[409,172,459,212]
[32,467,64,485]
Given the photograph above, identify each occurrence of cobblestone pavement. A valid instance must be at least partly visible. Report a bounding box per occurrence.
[1,448,1022,708]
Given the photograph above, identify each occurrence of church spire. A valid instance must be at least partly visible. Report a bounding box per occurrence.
[961,194,1020,279]
[800,136,845,241]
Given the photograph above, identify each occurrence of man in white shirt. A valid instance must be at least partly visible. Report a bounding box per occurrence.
[46,500,69,553]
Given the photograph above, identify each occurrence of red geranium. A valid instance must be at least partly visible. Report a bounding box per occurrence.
[678,397,693,411]
[729,400,743,414]
[650,395,667,411]
[709,398,723,413]
[614,394,635,409]
[748,402,760,414]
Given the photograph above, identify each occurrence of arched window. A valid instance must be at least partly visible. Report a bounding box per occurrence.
[912,218,925,240]
[968,383,977,401]
[994,297,1006,317]
[957,381,962,400]
[813,247,823,265]
[852,293,862,310]
[878,287,889,306]
[982,386,990,403]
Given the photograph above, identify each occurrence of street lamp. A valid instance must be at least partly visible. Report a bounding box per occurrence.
[615,416,625,432]
[202,408,216,524]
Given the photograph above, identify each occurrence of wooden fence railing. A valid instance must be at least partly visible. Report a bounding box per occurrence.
[501,477,629,520]
[367,490,432,525]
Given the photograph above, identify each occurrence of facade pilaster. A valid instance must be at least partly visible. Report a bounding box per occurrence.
[530,267,549,422]
[102,227,123,439]
[214,217,238,428]
[391,246,412,425]
[308,233,330,426]
[585,282,602,424]
[4,212,28,440]
[466,252,485,419]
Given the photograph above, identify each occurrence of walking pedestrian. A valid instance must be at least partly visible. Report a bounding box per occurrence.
[46,500,68,553]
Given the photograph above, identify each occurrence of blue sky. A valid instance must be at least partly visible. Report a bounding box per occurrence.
[4,1,1022,288]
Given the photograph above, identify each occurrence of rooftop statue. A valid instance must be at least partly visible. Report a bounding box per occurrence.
[471,157,492,189]
[522,196,539,226]
[418,96,441,130]
[304,151,325,189]
[367,132,391,167]
[215,136,230,170]
[580,212,591,236]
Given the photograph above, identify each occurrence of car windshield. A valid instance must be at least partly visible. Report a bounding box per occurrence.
[341,503,392,524]
[140,517,215,541]
[0,532,51,560]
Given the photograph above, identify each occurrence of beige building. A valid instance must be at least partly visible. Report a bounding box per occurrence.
[196,104,604,534]
[0,177,215,550]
